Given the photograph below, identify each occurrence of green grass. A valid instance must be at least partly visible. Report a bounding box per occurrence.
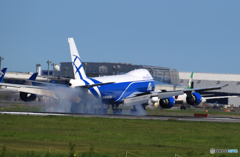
[0,114,239,157]
[0,102,42,112]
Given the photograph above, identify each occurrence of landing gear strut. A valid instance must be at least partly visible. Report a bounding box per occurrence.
[130,105,137,114]
[111,104,122,114]
[142,103,148,110]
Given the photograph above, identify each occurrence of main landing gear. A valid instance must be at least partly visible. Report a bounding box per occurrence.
[130,105,137,114]
[111,104,122,114]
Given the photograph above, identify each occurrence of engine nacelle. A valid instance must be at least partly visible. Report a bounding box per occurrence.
[20,92,37,102]
[159,97,175,108]
[186,92,202,106]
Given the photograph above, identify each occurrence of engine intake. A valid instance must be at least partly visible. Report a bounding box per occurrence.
[20,92,37,102]
[159,97,175,108]
[186,92,202,106]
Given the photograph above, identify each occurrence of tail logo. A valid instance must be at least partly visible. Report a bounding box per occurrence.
[0,71,3,77]
[147,83,152,91]
[72,55,83,79]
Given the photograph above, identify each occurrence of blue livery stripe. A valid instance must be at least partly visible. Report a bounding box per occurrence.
[96,80,155,103]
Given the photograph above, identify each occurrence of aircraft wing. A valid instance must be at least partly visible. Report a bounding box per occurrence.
[203,95,239,100]
[182,84,229,93]
[162,84,229,95]
[0,83,46,89]
[0,83,57,98]
[123,90,184,106]
[29,80,115,89]
[0,81,115,99]
[151,91,184,99]
[124,84,228,101]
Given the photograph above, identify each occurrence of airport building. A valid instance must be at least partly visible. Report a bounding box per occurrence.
[2,62,181,87]
[58,62,183,90]
[59,62,180,85]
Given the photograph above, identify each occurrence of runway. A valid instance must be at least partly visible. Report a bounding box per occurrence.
[1,111,240,123]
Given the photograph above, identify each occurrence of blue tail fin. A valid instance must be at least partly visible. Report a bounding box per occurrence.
[29,72,38,81]
[0,68,7,83]
[24,72,38,85]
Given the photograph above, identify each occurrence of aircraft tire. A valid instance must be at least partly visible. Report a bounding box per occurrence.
[180,106,186,110]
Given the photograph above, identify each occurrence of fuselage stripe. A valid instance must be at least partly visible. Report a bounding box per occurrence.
[114,79,154,102]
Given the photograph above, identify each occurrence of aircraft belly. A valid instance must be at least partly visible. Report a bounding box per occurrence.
[123,94,151,106]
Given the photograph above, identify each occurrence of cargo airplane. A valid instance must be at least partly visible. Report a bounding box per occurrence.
[0,38,228,114]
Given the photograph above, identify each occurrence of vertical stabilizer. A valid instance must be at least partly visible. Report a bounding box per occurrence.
[68,38,87,80]
[0,68,7,83]
[24,72,38,85]
[187,72,194,89]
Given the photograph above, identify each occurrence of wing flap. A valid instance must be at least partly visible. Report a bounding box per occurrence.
[157,91,184,99]
[81,82,115,88]
[204,95,239,100]
[123,92,152,106]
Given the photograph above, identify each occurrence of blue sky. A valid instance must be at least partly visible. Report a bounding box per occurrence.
[0,0,240,74]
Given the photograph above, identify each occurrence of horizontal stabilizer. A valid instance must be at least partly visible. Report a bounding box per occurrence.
[80,82,115,88]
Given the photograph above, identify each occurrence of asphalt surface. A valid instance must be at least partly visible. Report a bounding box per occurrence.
[1,111,240,123]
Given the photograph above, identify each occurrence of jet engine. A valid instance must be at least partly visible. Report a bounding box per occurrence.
[20,92,37,102]
[159,97,175,108]
[186,92,202,106]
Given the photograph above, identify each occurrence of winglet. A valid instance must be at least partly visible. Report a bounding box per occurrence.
[187,72,194,89]
[0,68,7,83]
[68,38,87,80]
